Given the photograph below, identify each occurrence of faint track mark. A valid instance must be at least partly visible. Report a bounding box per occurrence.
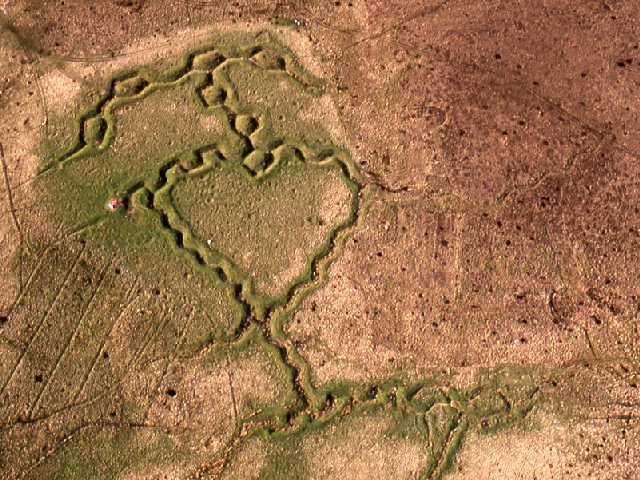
[341,1,449,53]
[28,258,113,419]
[71,277,140,405]
[0,243,86,398]
[141,307,197,424]
[0,143,24,294]
[2,223,65,320]
[73,309,173,409]
[18,420,193,480]
[225,349,239,427]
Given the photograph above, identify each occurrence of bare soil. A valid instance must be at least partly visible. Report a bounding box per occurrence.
[1,0,639,479]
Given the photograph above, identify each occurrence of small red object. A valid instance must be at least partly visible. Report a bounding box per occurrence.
[106,198,124,212]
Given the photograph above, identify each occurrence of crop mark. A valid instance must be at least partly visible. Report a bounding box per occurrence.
[10,34,544,480]
[56,40,389,474]
[47,42,316,175]
[140,145,365,439]
[427,416,468,480]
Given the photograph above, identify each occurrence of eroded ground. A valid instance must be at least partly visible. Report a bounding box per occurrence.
[1,1,640,479]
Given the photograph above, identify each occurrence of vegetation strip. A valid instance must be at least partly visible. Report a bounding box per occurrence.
[30,35,541,479]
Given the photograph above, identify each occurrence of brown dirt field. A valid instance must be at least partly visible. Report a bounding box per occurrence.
[1,0,640,479]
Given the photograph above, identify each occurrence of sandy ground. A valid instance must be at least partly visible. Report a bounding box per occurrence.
[1,1,640,479]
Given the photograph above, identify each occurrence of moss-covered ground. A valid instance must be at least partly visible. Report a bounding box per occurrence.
[0,29,546,480]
